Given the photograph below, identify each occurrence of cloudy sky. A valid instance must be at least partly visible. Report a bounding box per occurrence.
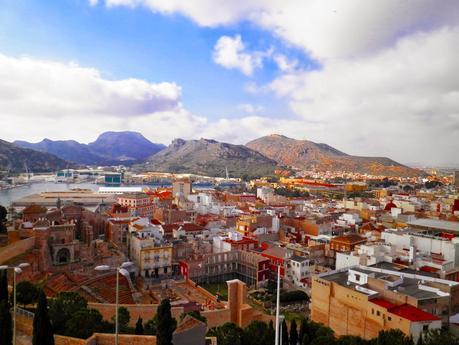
[0,0,458,166]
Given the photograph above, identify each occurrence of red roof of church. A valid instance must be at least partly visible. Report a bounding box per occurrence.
[384,202,398,211]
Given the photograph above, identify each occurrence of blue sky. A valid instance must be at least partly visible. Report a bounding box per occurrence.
[0,0,457,166]
[0,0,311,120]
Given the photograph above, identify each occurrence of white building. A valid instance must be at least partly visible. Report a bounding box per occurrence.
[287,255,310,289]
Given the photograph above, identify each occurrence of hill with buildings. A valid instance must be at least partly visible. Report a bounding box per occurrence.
[246,134,422,177]
[0,139,70,172]
[15,131,165,166]
[144,138,277,178]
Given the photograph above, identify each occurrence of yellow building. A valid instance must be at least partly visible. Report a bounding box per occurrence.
[129,234,173,278]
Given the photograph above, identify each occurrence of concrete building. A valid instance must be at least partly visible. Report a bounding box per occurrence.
[213,232,258,253]
[287,255,310,289]
[173,178,192,199]
[129,228,173,277]
[311,265,459,341]
[117,192,153,217]
[180,250,270,288]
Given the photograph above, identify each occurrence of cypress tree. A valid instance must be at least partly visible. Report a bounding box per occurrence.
[290,319,298,345]
[282,319,289,345]
[135,316,144,335]
[156,299,176,345]
[267,320,275,345]
[0,299,12,345]
[0,270,8,304]
[299,319,308,345]
[32,290,54,345]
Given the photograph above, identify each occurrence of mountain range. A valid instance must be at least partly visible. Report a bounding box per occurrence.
[0,139,69,173]
[143,138,277,178]
[15,131,165,166]
[2,131,422,177]
[246,134,421,177]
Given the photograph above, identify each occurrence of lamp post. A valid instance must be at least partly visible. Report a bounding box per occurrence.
[279,314,285,345]
[274,264,281,345]
[0,263,30,345]
[94,262,133,345]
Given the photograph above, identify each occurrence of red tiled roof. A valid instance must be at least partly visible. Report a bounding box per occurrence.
[371,299,440,322]
[371,298,396,309]
[389,304,440,322]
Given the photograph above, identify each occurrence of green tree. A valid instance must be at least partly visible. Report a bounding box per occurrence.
[299,319,308,345]
[267,320,275,345]
[135,317,144,335]
[48,291,88,334]
[112,306,130,333]
[32,290,54,345]
[179,310,207,324]
[144,316,158,335]
[376,329,414,345]
[422,329,458,345]
[0,270,8,304]
[243,320,272,345]
[282,319,289,345]
[207,322,244,345]
[302,334,310,345]
[64,308,103,339]
[310,336,336,345]
[156,299,177,345]
[0,299,12,345]
[336,335,368,345]
[0,205,7,233]
[16,280,38,307]
[290,319,299,345]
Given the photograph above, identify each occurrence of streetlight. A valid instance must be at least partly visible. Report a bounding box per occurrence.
[0,262,30,345]
[94,262,133,345]
[274,265,281,345]
[279,314,285,345]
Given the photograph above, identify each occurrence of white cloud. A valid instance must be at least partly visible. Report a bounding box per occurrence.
[97,0,459,60]
[268,27,459,165]
[0,53,200,143]
[213,35,266,76]
[273,54,298,73]
[238,103,264,114]
[89,0,98,6]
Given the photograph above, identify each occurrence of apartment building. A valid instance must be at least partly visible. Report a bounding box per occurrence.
[311,265,459,342]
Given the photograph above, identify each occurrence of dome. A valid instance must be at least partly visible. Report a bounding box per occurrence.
[384,201,397,211]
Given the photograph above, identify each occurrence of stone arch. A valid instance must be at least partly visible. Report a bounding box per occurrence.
[56,248,71,264]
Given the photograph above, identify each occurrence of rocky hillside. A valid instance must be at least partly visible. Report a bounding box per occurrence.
[0,139,70,172]
[15,131,165,165]
[246,134,422,177]
[144,138,277,178]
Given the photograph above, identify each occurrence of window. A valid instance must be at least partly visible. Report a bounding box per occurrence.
[423,325,429,332]
[388,317,392,321]
[355,274,360,281]
[371,309,374,315]
[377,311,380,316]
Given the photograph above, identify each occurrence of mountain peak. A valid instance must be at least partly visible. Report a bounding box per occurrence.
[247,135,422,177]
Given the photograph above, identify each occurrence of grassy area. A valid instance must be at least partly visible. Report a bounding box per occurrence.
[201,283,228,301]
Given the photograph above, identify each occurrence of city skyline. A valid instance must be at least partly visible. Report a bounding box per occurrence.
[0,0,458,166]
